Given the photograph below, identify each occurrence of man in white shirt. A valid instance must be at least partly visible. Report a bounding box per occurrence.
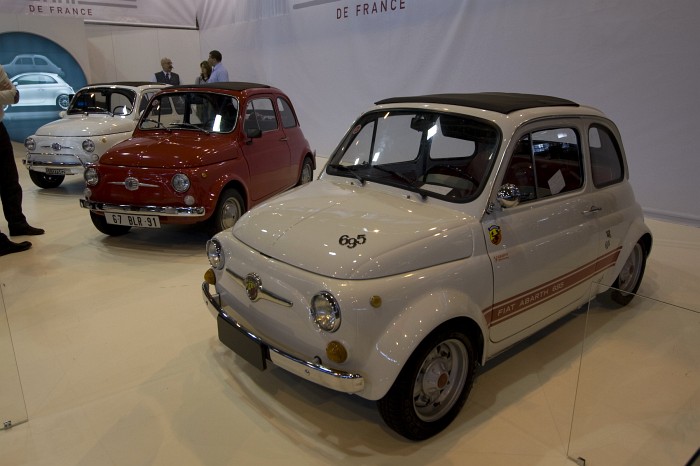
[207,50,229,83]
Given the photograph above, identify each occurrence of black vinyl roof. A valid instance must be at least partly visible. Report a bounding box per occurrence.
[375,92,579,114]
[85,81,162,87]
[171,82,271,91]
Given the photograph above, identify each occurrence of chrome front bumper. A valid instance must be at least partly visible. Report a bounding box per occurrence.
[23,157,84,175]
[80,199,205,217]
[202,282,365,394]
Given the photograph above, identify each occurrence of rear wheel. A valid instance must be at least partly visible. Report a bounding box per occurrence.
[610,241,647,305]
[56,94,70,110]
[210,189,244,234]
[90,211,131,236]
[29,171,65,188]
[297,157,314,186]
[377,328,477,440]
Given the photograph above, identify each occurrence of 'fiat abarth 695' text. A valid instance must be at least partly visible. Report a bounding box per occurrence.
[80,82,315,235]
[202,92,651,440]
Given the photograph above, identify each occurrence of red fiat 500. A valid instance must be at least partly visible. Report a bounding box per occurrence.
[80,82,315,236]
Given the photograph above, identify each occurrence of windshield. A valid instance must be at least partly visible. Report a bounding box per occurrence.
[326,110,500,202]
[139,92,239,133]
[68,87,137,116]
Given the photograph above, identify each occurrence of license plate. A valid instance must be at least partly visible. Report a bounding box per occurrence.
[217,315,268,370]
[45,168,65,175]
[105,213,161,228]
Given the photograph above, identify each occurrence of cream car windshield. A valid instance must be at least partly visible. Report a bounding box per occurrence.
[326,110,500,202]
[68,88,137,116]
[139,92,239,134]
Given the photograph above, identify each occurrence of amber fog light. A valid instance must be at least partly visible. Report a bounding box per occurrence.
[184,195,195,206]
[204,268,216,285]
[326,341,348,364]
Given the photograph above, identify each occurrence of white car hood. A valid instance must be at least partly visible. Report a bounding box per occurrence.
[33,115,135,137]
[232,180,476,279]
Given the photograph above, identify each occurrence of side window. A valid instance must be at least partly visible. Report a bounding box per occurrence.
[503,127,582,202]
[35,57,48,66]
[139,92,155,114]
[589,124,624,187]
[277,97,297,128]
[245,98,278,133]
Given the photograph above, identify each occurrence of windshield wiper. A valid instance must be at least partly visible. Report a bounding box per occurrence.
[141,118,169,130]
[80,106,113,116]
[371,165,429,200]
[328,164,366,185]
[168,122,210,134]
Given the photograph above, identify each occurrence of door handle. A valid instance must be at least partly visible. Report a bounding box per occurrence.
[582,205,603,215]
[279,137,288,141]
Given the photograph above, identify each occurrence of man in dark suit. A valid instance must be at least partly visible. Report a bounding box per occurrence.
[153,57,180,85]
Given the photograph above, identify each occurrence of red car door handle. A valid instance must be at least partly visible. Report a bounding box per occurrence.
[279,137,288,141]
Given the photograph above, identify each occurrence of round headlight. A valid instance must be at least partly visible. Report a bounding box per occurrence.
[310,291,341,332]
[82,139,95,153]
[206,239,224,270]
[24,137,36,151]
[172,173,191,193]
[84,167,99,186]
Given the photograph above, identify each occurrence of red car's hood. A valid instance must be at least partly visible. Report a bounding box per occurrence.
[99,132,237,168]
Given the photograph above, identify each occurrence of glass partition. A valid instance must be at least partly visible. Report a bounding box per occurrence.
[0,283,28,431]
[567,284,699,465]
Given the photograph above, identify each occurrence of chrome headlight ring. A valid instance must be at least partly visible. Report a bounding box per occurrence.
[206,239,224,270]
[84,166,99,186]
[24,137,36,151]
[82,139,96,153]
[310,291,341,333]
[172,173,191,193]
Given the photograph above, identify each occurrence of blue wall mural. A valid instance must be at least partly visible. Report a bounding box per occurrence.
[1,32,87,141]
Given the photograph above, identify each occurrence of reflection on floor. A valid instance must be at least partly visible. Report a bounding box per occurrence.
[1,144,698,466]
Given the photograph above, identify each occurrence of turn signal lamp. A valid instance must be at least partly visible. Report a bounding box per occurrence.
[326,341,348,364]
[204,268,216,285]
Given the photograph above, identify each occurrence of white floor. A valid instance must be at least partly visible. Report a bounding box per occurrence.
[1,143,698,466]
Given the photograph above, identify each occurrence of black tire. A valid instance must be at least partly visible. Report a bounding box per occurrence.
[56,94,70,110]
[297,157,314,186]
[377,328,478,440]
[90,211,131,236]
[210,188,244,234]
[29,170,65,189]
[610,241,647,305]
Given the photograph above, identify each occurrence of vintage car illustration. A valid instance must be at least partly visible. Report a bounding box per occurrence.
[2,72,74,112]
[2,53,65,78]
[23,82,168,188]
[202,92,652,440]
[80,82,315,236]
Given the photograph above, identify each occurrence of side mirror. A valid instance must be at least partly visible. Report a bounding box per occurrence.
[245,127,262,142]
[497,183,521,208]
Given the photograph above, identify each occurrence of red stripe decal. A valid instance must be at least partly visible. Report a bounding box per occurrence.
[483,247,621,326]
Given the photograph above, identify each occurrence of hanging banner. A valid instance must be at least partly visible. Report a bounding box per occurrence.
[1,0,198,28]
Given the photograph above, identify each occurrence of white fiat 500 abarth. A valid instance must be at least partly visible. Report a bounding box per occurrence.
[23,81,167,188]
[202,92,652,440]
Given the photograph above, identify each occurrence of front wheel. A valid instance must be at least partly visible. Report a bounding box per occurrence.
[610,241,647,305]
[29,170,65,188]
[90,211,131,236]
[377,328,477,440]
[209,188,244,234]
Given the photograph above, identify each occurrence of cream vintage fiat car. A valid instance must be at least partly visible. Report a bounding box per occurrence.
[23,81,167,188]
[202,93,652,440]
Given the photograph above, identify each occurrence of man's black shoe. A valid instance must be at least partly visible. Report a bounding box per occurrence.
[0,239,32,256]
[9,224,45,236]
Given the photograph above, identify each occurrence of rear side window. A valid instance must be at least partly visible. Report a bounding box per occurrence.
[502,128,583,202]
[589,125,624,187]
[277,97,297,128]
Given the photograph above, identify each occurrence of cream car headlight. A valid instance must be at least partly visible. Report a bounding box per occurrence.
[82,139,96,153]
[172,173,191,193]
[206,239,224,270]
[310,291,341,332]
[24,137,36,151]
[84,167,99,186]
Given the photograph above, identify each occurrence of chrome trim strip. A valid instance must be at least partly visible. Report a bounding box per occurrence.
[202,282,364,393]
[226,268,293,307]
[107,181,160,188]
[79,199,205,217]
